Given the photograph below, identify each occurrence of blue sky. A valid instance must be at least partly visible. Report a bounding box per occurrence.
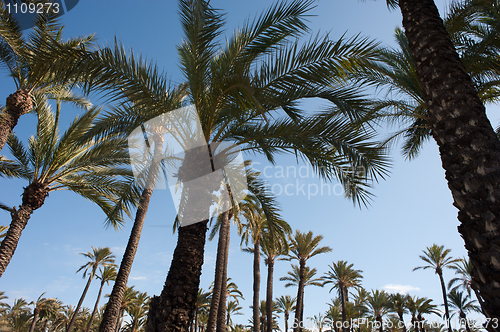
[0,0,495,329]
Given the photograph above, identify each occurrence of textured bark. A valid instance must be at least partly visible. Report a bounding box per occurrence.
[340,287,347,332]
[438,272,452,332]
[253,238,261,332]
[0,180,48,277]
[293,262,305,332]
[86,278,106,332]
[399,1,500,329]
[145,219,209,332]
[100,135,164,332]
[0,89,32,153]
[29,307,40,332]
[67,272,94,332]
[206,210,231,332]
[216,211,230,332]
[0,205,32,277]
[266,259,274,332]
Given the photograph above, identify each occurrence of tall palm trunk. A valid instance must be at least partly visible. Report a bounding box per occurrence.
[398,1,500,328]
[293,262,305,332]
[284,312,289,332]
[411,314,419,332]
[0,89,33,153]
[29,307,40,332]
[266,258,274,332]
[86,276,107,332]
[340,287,347,332]
[437,272,452,332]
[207,209,231,332]
[397,312,406,332]
[100,134,164,332]
[253,237,261,332]
[216,212,231,332]
[0,181,47,277]
[145,218,209,331]
[460,310,471,332]
[67,270,95,332]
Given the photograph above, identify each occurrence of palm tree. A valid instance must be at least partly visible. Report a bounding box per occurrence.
[0,101,132,278]
[384,0,500,325]
[413,244,460,332]
[5,298,31,332]
[111,286,140,332]
[261,227,289,332]
[124,291,150,332]
[226,301,243,328]
[193,289,211,332]
[323,260,363,332]
[67,247,115,332]
[447,289,480,332]
[448,257,483,307]
[406,296,440,332]
[38,298,63,332]
[366,290,389,332]
[0,6,95,152]
[288,230,332,332]
[387,293,410,332]
[28,293,56,332]
[141,0,388,329]
[276,295,296,332]
[86,266,117,332]
[309,313,326,332]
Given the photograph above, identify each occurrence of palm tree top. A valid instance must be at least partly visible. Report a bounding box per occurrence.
[413,244,461,275]
[288,230,332,263]
[323,260,363,295]
[77,246,116,279]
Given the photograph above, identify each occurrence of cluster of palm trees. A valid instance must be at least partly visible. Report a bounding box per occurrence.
[1,0,500,331]
[1,240,482,332]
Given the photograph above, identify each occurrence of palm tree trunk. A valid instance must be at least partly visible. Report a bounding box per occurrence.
[67,271,95,332]
[253,237,261,332]
[29,307,40,332]
[42,318,49,332]
[340,287,347,332]
[293,262,306,332]
[216,212,231,332]
[398,313,406,332]
[207,209,231,332]
[266,259,274,332]
[100,135,164,332]
[86,278,106,332]
[284,313,289,332]
[195,307,199,332]
[145,218,209,332]
[0,204,33,278]
[411,315,419,332]
[0,180,48,277]
[398,1,500,328]
[0,89,33,153]
[437,273,452,332]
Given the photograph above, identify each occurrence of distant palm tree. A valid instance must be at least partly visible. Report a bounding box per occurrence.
[67,247,115,332]
[0,101,132,278]
[28,293,56,332]
[193,289,211,332]
[414,244,460,332]
[261,228,289,332]
[323,260,363,332]
[366,290,389,332]
[86,266,117,332]
[124,290,149,332]
[6,298,31,332]
[226,301,243,328]
[288,230,332,332]
[309,313,326,332]
[387,293,410,332]
[38,298,63,332]
[112,286,139,332]
[276,295,296,332]
[448,257,483,307]
[447,289,480,332]
[406,296,440,332]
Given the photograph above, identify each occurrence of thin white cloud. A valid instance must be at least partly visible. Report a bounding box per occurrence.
[383,284,421,294]
[130,276,148,281]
